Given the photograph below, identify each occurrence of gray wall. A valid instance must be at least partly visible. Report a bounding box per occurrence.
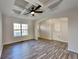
[2,15,34,44]
[0,12,3,58]
[39,7,78,53]
[52,8,78,53]
[68,9,78,53]
[39,20,51,39]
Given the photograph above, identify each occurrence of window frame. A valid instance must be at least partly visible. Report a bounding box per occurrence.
[13,23,28,37]
[21,24,28,36]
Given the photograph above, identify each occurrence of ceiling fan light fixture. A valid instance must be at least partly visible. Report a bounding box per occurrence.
[31,11,35,14]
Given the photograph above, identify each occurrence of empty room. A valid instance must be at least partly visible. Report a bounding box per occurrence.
[0,0,78,59]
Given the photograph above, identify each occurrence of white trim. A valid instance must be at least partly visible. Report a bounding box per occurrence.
[3,36,33,45]
[68,48,78,53]
[3,39,32,45]
[0,46,3,58]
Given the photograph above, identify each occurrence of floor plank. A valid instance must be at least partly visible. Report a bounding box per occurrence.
[1,39,78,59]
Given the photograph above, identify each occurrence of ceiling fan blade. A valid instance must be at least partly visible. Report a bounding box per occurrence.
[35,11,43,13]
[31,6,35,10]
[35,5,41,10]
[23,12,30,15]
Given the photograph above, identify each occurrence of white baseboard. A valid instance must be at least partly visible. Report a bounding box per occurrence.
[0,46,3,58]
[53,39,68,43]
[39,36,51,40]
[3,35,34,45]
[68,49,78,53]
[3,38,33,45]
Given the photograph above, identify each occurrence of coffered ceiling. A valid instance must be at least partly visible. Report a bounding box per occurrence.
[0,0,78,20]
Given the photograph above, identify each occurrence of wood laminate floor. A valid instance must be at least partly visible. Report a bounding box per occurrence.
[1,39,78,59]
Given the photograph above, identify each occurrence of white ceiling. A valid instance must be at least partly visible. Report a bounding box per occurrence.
[0,0,78,20]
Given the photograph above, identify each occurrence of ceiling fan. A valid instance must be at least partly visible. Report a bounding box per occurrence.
[24,5,43,16]
[13,4,43,16]
[13,0,63,16]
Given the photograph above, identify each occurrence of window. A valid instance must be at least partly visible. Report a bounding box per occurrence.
[22,24,28,36]
[13,23,21,37]
[13,23,28,37]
